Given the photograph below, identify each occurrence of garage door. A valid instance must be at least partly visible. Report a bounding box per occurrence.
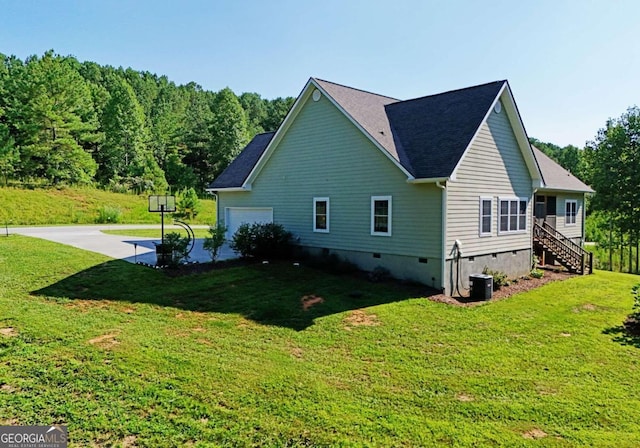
[225,207,273,239]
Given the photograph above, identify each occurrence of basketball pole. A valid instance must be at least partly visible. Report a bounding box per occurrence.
[161,204,165,246]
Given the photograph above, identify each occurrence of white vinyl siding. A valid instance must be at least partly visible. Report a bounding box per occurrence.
[371,196,392,236]
[479,197,492,236]
[499,198,527,233]
[446,99,533,257]
[565,200,577,226]
[313,197,329,232]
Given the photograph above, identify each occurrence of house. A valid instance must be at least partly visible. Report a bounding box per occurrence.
[207,78,593,295]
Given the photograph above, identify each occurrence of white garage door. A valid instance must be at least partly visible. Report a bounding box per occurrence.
[225,207,273,239]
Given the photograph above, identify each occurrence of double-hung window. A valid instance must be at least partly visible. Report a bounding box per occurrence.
[313,197,329,232]
[479,197,492,236]
[565,200,577,225]
[371,196,392,236]
[499,198,527,233]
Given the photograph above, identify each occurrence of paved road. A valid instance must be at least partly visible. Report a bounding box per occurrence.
[10,225,237,265]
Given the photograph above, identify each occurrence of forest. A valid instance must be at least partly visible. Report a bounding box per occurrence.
[0,51,637,273]
[0,50,294,193]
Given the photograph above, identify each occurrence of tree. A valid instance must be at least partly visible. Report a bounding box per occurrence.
[98,75,167,192]
[182,84,216,191]
[6,52,100,184]
[210,87,249,173]
[263,96,294,132]
[584,107,640,273]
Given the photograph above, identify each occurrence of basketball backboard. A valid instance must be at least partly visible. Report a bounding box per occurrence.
[148,195,176,212]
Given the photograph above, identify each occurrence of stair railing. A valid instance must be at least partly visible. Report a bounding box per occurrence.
[533,222,593,274]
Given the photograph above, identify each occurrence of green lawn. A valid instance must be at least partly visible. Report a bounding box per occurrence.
[0,186,217,225]
[1,235,639,447]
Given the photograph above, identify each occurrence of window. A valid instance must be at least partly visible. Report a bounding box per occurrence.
[499,198,527,233]
[371,196,392,236]
[565,200,577,225]
[479,197,492,236]
[313,197,329,232]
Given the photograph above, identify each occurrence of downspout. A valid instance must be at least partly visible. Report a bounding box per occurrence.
[436,181,447,293]
[211,192,219,226]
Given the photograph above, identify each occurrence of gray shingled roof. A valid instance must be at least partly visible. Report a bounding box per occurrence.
[385,81,506,179]
[210,78,588,192]
[208,132,274,189]
[532,146,593,193]
[313,79,402,163]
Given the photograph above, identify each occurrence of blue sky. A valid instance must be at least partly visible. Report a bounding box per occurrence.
[2,0,637,147]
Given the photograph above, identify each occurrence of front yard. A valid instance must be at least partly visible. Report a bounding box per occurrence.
[0,235,639,447]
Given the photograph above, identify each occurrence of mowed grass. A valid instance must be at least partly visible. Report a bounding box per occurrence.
[0,186,216,225]
[1,236,639,447]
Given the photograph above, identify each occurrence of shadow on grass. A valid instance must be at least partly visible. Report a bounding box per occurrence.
[33,259,437,331]
[602,325,640,349]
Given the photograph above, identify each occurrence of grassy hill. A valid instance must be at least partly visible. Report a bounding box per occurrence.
[1,235,639,446]
[0,187,216,225]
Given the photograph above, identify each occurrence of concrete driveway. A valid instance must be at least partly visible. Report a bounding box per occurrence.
[11,225,237,265]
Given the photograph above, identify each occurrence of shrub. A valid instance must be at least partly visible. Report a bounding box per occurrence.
[162,231,191,266]
[230,222,292,259]
[530,269,544,279]
[203,223,227,262]
[482,266,509,290]
[624,284,640,335]
[96,206,122,224]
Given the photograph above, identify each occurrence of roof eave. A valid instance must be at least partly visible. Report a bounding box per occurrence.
[205,186,252,193]
[407,177,450,184]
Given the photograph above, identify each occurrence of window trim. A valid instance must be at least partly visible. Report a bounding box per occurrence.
[565,199,577,226]
[479,197,493,237]
[313,197,330,233]
[498,197,528,234]
[371,195,392,236]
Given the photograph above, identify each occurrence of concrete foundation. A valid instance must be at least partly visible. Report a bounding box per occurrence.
[444,248,532,296]
[298,246,443,291]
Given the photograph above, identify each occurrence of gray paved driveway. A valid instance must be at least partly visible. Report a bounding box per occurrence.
[11,225,237,265]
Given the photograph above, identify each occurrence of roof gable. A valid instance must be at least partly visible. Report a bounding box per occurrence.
[386,81,506,179]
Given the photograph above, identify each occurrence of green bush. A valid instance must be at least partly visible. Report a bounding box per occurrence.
[96,206,122,223]
[230,222,292,259]
[530,269,544,279]
[624,284,640,335]
[162,231,191,266]
[203,223,227,262]
[482,266,509,290]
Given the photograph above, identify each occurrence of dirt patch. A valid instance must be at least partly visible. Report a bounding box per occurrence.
[122,435,137,447]
[523,428,548,439]
[0,327,17,337]
[301,295,324,311]
[429,269,576,307]
[290,347,304,359]
[0,384,16,393]
[88,333,119,349]
[456,393,474,402]
[344,310,380,328]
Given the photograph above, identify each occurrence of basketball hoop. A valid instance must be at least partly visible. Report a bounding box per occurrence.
[148,195,176,249]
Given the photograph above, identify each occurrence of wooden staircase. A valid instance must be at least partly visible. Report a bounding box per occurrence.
[533,222,593,274]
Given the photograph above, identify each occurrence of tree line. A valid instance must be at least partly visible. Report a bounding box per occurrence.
[530,107,640,274]
[0,50,294,193]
